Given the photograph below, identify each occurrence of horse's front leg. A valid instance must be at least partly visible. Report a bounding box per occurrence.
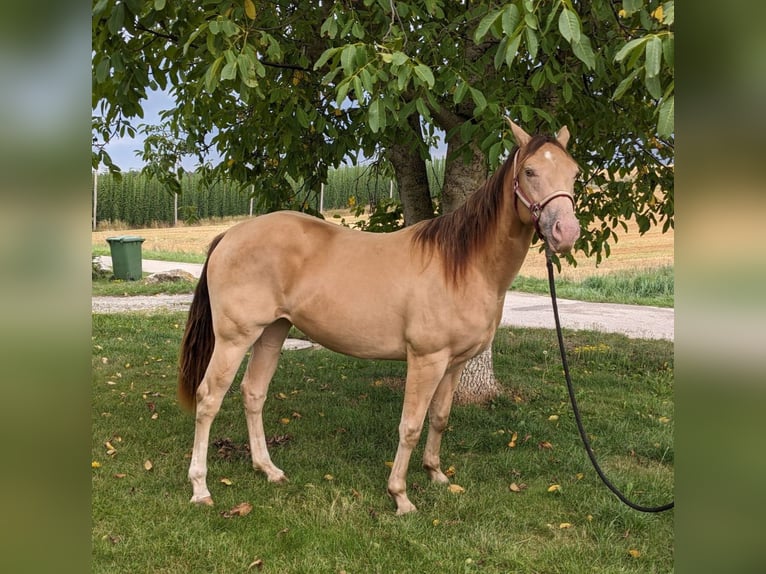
[387,353,449,515]
[189,341,250,505]
[422,362,465,484]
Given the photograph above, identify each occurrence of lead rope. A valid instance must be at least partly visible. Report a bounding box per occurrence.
[545,250,674,513]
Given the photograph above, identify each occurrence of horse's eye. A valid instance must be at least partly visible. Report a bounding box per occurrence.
[524,168,535,178]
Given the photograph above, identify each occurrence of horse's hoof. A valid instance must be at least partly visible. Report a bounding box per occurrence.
[267,473,288,484]
[190,495,214,506]
[395,503,418,516]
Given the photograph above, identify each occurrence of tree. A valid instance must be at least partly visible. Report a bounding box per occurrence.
[92,0,674,402]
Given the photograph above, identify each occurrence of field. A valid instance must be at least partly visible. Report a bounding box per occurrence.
[92,210,673,282]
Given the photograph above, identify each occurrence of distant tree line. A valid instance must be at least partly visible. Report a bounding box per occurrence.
[93,160,445,228]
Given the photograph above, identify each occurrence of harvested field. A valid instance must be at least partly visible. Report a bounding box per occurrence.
[92,210,673,281]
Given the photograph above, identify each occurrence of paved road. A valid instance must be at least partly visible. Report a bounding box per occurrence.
[93,257,674,341]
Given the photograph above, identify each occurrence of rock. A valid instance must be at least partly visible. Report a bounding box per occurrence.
[144,269,196,284]
[92,256,112,279]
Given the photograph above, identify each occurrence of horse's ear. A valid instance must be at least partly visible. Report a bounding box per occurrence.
[556,125,570,148]
[506,117,531,148]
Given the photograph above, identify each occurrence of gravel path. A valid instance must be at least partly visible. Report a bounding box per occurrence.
[93,258,674,341]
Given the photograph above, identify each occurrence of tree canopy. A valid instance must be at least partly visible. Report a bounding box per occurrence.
[92,0,674,260]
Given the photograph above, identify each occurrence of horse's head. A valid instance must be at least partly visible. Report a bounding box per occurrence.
[507,119,581,254]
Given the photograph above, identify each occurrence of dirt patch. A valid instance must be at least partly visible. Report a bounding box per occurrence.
[92,211,673,281]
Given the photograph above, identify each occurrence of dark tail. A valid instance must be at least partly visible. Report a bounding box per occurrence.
[178,233,226,412]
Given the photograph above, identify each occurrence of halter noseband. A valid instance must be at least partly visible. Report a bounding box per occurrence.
[512,149,575,239]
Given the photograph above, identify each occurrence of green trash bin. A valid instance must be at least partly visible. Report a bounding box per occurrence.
[106,235,145,280]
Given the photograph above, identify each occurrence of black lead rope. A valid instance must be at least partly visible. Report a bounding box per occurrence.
[545,252,674,513]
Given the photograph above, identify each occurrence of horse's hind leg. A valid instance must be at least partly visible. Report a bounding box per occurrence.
[241,318,292,483]
[423,362,466,484]
[189,338,253,505]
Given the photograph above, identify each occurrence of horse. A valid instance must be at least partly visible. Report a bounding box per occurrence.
[177,119,581,515]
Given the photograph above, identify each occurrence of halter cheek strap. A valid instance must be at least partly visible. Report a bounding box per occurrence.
[512,150,575,239]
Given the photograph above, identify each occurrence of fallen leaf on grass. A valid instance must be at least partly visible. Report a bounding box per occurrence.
[548,415,560,422]
[279,417,291,425]
[91,461,101,469]
[628,549,641,558]
[222,502,253,518]
[509,482,527,493]
[247,558,264,570]
[547,484,561,493]
[559,522,572,529]
[539,441,554,450]
[220,478,233,486]
[447,484,465,494]
[444,465,456,478]
[113,473,126,479]
[323,474,334,481]
[507,431,518,448]
[143,460,153,471]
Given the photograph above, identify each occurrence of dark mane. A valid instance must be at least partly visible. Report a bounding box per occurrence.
[411,134,560,285]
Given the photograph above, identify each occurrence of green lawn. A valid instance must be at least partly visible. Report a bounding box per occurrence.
[92,313,673,573]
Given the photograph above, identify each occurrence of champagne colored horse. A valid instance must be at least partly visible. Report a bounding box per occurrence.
[178,119,581,514]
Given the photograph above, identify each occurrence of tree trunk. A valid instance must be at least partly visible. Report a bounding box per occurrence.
[392,108,501,405]
[441,130,501,404]
[388,114,434,225]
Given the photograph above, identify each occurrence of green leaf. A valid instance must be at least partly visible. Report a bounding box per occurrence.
[505,34,522,67]
[237,53,259,88]
[368,99,383,133]
[154,0,166,10]
[612,69,639,100]
[474,8,503,42]
[341,45,357,76]
[644,71,662,99]
[502,4,521,36]
[662,1,675,26]
[470,87,487,114]
[530,70,544,92]
[525,28,538,60]
[657,95,674,137]
[205,56,225,93]
[95,57,110,84]
[623,0,642,14]
[572,36,595,70]
[454,81,468,104]
[524,12,538,30]
[221,20,238,38]
[314,47,340,70]
[662,36,674,68]
[644,36,662,77]
[615,37,648,63]
[391,51,408,66]
[563,81,573,103]
[558,9,581,43]
[221,61,237,81]
[414,64,435,88]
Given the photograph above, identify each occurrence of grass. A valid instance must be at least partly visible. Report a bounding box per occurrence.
[93,246,206,264]
[92,313,674,573]
[92,274,197,297]
[511,266,674,307]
